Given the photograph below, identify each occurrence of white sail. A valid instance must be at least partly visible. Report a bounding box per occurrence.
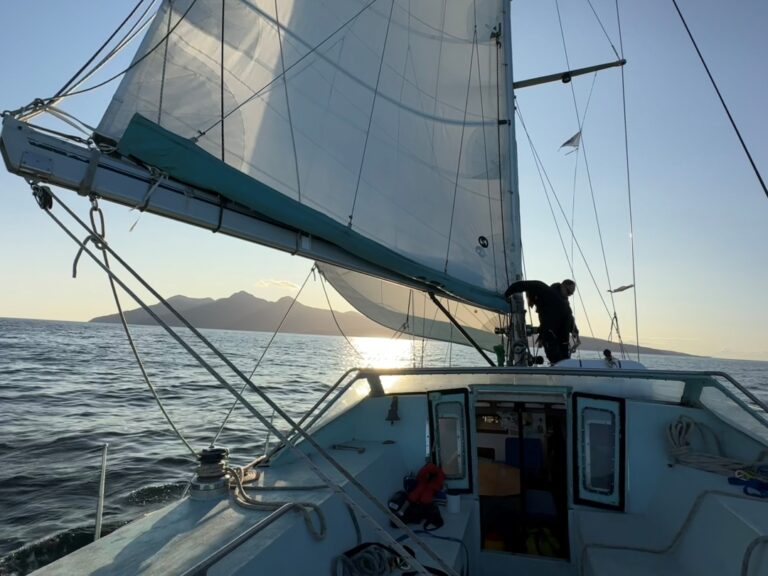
[98,0,520,311]
[318,262,503,351]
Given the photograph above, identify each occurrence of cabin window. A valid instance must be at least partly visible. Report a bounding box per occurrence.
[574,393,625,510]
[582,408,616,494]
[436,402,466,478]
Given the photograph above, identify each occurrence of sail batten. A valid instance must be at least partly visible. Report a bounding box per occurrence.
[99,0,521,312]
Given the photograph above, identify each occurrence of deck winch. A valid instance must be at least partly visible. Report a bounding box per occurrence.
[190,446,230,499]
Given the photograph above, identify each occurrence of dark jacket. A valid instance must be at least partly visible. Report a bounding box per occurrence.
[505,280,576,342]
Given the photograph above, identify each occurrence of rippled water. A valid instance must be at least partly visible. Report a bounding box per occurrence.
[1,318,766,575]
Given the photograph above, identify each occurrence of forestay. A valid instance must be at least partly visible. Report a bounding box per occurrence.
[98,0,521,312]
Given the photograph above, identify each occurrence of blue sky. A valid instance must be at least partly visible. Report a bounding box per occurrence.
[0,0,766,360]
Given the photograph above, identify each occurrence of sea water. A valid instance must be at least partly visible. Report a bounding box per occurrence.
[0,317,766,575]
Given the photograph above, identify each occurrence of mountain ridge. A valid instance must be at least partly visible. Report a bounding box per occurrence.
[89,291,694,357]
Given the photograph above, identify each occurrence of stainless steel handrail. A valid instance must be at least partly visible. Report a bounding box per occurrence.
[709,371,768,415]
[262,367,361,462]
[579,490,768,575]
[179,503,296,576]
[741,534,768,576]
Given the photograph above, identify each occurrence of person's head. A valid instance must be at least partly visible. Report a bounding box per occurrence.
[561,279,576,297]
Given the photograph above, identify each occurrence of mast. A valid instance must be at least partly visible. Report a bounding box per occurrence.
[501,1,527,366]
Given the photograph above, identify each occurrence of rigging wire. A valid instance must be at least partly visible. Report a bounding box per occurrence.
[318,272,365,362]
[65,0,159,95]
[210,266,316,447]
[615,0,641,361]
[554,0,623,349]
[16,1,159,122]
[553,0,582,272]
[157,1,173,124]
[35,0,199,102]
[274,0,303,203]
[46,190,199,459]
[30,189,454,576]
[349,0,396,226]
[515,106,602,339]
[583,0,621,60]
[199,0,380,140]
[670,0,768,200]
[444,27,478,272]
[54,0,153,98]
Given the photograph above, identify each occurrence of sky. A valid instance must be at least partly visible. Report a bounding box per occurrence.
[0,0,766,361]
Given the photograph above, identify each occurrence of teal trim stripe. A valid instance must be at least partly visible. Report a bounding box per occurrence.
[118,114,509,312]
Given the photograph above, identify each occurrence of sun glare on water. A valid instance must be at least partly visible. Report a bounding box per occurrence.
[349,337,416,369]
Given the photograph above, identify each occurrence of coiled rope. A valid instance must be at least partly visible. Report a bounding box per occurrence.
[227,466,326,540]
[666,415,768,482]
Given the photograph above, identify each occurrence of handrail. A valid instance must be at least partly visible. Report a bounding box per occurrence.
[338,366,768,432]
[261,368,362,462]
[42,195,450,576]
[94,443,108,541]
[741,534,768,576]
[179,503,295,576]
[710,372,768,416]
[249,368,360,469]
[579,489,768,575]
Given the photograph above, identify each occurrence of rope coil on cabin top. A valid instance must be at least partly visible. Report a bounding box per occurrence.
[667,415,768,482]
[226,466,327,540]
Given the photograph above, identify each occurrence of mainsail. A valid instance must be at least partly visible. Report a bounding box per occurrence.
[98,0,521,315]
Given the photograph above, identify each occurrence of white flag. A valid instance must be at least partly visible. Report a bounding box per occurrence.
[608,284,634,293]
[560,131,582,152]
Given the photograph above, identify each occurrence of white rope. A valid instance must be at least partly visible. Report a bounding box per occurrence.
[334,545,397,576]
[666,416,768,481]
[227,466,326,540]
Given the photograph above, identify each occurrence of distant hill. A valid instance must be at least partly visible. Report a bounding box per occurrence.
[90,291,690,356]
[90,291,395,337]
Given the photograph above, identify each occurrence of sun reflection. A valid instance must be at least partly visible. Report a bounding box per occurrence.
[350,337,415,368]
[353,380,371,398]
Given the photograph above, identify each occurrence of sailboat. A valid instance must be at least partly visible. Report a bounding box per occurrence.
[2,1,768,574]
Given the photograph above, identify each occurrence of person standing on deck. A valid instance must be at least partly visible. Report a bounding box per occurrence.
[504,279,580,364]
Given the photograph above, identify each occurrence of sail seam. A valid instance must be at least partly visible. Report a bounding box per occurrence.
[348,0,396,227]
[430,0,447,145]
[198,0,384,141]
